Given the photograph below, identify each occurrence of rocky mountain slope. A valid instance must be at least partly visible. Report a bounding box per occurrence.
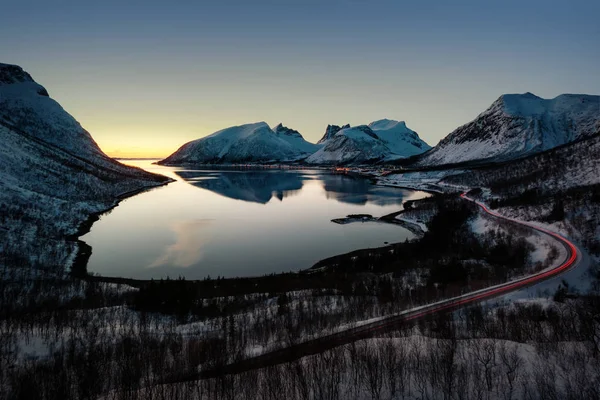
[441,132,600,197]
[306,119,431,164]
[0,63,169,278]
[317,124,350,144]
[272,123,320,154]
[159,122,318,164]
[417,92,600,166]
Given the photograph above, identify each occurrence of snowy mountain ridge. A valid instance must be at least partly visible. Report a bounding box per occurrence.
[306,119,431,165]
[317,124,350,144]
[0,63,107,159]
[159,122,319,165]
[416,92,600,166]
[161,119,431,165]
[0,63,35,85]
[273,123,321,154]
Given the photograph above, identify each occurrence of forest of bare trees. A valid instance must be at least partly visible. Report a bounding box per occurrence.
[2,293,600,399]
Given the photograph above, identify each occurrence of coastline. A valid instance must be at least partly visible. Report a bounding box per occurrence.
[69,167,439,287]
[378,210,426,237]
[69,178,174,279]
[331,212,425,237]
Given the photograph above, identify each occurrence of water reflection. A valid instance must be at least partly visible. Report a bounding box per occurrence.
[321,175,406,206]
[177,169,407,206]
[84,161,430,279]
[176,170,304,204]
[149,219,213,268]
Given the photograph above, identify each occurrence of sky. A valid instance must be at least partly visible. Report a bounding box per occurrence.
[1,0,599,158]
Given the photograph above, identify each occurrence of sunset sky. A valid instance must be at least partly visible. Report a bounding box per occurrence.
[2,0,599,158]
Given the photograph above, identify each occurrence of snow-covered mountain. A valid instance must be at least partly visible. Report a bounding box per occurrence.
[272,123,320,154]
[159,122,318,165]
[306,119,431,165]
[317,124,350,144]
[368,119,432,155]
[417,93,600,166]
[0,63,106,159]
[0,63,168,278]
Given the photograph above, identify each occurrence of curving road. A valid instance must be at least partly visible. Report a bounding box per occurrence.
[174,193,580,381]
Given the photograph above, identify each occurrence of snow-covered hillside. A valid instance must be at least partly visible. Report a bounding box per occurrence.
[0,63,105,159]
[159,122,317,164]
[317,124,350,144]
[441,133,600,195]
[273,123,320,154]
[306,119,430,165]
[0,63,169,278]
[417,92,600,166]
[369,119,432,156]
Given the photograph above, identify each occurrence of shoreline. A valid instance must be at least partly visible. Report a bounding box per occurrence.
[69,178,174,279]
[378,210,425,237]
[331,212,425,237]
[71,166,439,287]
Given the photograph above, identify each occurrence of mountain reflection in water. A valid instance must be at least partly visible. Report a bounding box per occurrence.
[176,169,406,205]
[83,161,430,279]
[320,174,406,206]
[176,170,304,204]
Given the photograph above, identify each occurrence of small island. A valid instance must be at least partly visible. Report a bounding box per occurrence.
[331,214,375,224]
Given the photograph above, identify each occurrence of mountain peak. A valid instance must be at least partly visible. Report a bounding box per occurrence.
[0,63,49,97]
[317,124,350,144]
[161,121,317,165]
[493,92,548,116]
[308,120,430,165]
[273,123,303,138]
[368,119,408,133]
[0,63,34,85]
[497,92,541,101]
[417,93,600,166]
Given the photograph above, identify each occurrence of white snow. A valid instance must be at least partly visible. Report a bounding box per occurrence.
[161,122,317,164]
[419,92,600,166]
[307,120,430,165]
[369,118,432,156]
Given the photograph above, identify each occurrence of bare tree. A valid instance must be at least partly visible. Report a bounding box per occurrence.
[472,338,498,393]
[358,340,385,400]
[498,341,523,400]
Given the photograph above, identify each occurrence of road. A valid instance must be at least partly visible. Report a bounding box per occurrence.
[173,193,580,381]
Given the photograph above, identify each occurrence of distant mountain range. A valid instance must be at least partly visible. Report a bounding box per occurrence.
[160,119,431,165]
[159,92,599,167]
[3,62,599,177]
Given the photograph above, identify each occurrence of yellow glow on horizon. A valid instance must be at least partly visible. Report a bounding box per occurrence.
[84,123,223,159]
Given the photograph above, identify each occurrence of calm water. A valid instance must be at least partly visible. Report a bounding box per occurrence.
[82,160,429,279]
